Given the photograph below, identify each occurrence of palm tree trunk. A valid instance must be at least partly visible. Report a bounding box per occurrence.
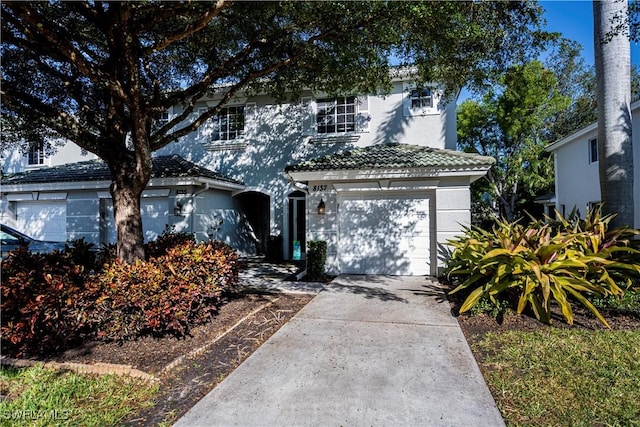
[593,0,634,228]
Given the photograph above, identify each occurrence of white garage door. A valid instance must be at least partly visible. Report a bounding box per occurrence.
[338,193,431,275]
[16,201,67,242]
[102,198,170,244]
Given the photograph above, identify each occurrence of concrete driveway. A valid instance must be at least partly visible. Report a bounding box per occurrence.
[174,275,504,427]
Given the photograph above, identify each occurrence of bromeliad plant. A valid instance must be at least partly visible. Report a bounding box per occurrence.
[445,207,640,327]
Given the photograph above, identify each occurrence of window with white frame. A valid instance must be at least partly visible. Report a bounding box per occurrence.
[213,106,245,141]
[403,82,438,116]
[316,97,356,134]
[27,142,45,166]
[199,106,245,141]
[589,138,598,163]
[159,110,169,126]
[410,87,433,109]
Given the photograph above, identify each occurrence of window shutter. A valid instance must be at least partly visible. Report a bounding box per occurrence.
[245,102,256,138]
[301,96,315,135]
[356,95,370,132]
[402,82,414,117]
[197,107,211,139]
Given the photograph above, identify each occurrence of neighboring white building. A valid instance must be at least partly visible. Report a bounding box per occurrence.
[1,75,494,275]
[545,100,640,229]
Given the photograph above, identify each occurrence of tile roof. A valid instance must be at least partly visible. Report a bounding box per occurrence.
[1,154,243,186]
[285,143,495,172]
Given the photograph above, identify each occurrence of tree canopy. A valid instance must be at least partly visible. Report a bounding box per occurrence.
[458,60,570,222]
[1,1,554,262]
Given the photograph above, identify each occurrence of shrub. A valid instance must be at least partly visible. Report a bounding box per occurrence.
[145,225,195,258]
[65,238,97,272]
[306,240,327,281]
[445,208,640,327]
[96,243,117,267]
[1,233,240,356]
[96,240,239,342]
[1,248,101,358]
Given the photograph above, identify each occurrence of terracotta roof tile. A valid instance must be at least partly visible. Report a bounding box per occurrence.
[1,154,243,186]
[285,143,495,172]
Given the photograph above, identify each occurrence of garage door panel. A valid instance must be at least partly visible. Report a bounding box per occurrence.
[338,193,431,276]
[102,198,169,243]
[16,202,67,242]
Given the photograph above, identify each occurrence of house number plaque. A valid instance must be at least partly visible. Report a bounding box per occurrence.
[311,185,328,192]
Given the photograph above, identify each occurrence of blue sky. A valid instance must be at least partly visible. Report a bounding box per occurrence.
[541,0,640,66]
[459,1,639,101]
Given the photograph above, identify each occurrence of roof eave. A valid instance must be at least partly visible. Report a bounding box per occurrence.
[2,176,244,194]
[546,98,640,152]
[286,165,493,183]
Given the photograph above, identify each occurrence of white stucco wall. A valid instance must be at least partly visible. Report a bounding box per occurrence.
[549,101,640,228]
[1,141,96,174]
[553,129,602,217]
[435,182,471,269]
[2,78,458,257]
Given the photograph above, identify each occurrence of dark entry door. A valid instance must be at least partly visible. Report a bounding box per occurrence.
[288,192,306,260]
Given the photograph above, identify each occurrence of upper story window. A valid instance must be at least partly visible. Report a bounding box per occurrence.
[410,87,433,109]
[589,138,598,163]
[198,105,246,141]
[213,106,245,141]
[27,142,45,166]
[403,82,439,116]
[159,110,169,126]
[316,97,357,134]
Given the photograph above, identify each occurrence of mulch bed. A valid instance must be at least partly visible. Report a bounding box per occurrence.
[23,290,314,426]
[443,280,640,356]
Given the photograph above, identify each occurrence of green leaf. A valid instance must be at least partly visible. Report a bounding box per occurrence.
[459,287,486,313]
[449,272,485,294]
[565,287,611,328]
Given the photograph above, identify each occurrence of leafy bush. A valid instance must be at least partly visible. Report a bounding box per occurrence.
[445,207,640,327]
[96,243,117,267]
[0,248,100,358]
[96,240,239,342]
[145,225,195,259]
[1,233,240,357]
[65,238,97,272]
[306,240,327,281]
[469,295,513,319]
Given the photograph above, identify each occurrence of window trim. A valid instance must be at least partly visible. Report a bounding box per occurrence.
[316,96,357,135]
[589,137,598,163]
[198,104,246,142]
[403,82,439,116]
[410,87,433,110]
[26,143,47,167]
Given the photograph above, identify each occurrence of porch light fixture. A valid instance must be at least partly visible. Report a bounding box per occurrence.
[174,202,184,217]
[317,198,326,215]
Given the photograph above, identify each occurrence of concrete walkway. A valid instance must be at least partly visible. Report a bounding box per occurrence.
[175,275,504,427]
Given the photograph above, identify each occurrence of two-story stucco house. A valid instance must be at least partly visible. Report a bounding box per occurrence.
[1,74,494,275]
[544,100,639,229]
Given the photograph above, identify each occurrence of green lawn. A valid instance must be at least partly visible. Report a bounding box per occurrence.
[0,365,158,427]
[475,329,640,427]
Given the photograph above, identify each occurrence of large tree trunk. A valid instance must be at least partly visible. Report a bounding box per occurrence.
[110,178,145,263]
[107,152,152,263]
[594,0,634,228]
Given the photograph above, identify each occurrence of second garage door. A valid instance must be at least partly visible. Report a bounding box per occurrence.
[15,201,67,242]
[338,193,431,275]
[101,198,170,244]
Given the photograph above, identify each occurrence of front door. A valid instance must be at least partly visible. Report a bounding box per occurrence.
[288,192,306,260]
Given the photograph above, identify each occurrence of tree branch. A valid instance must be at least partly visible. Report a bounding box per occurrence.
[144,0,229,55]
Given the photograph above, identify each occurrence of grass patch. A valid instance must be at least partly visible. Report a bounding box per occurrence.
[0,365,158,426]
[476,329,640,427]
